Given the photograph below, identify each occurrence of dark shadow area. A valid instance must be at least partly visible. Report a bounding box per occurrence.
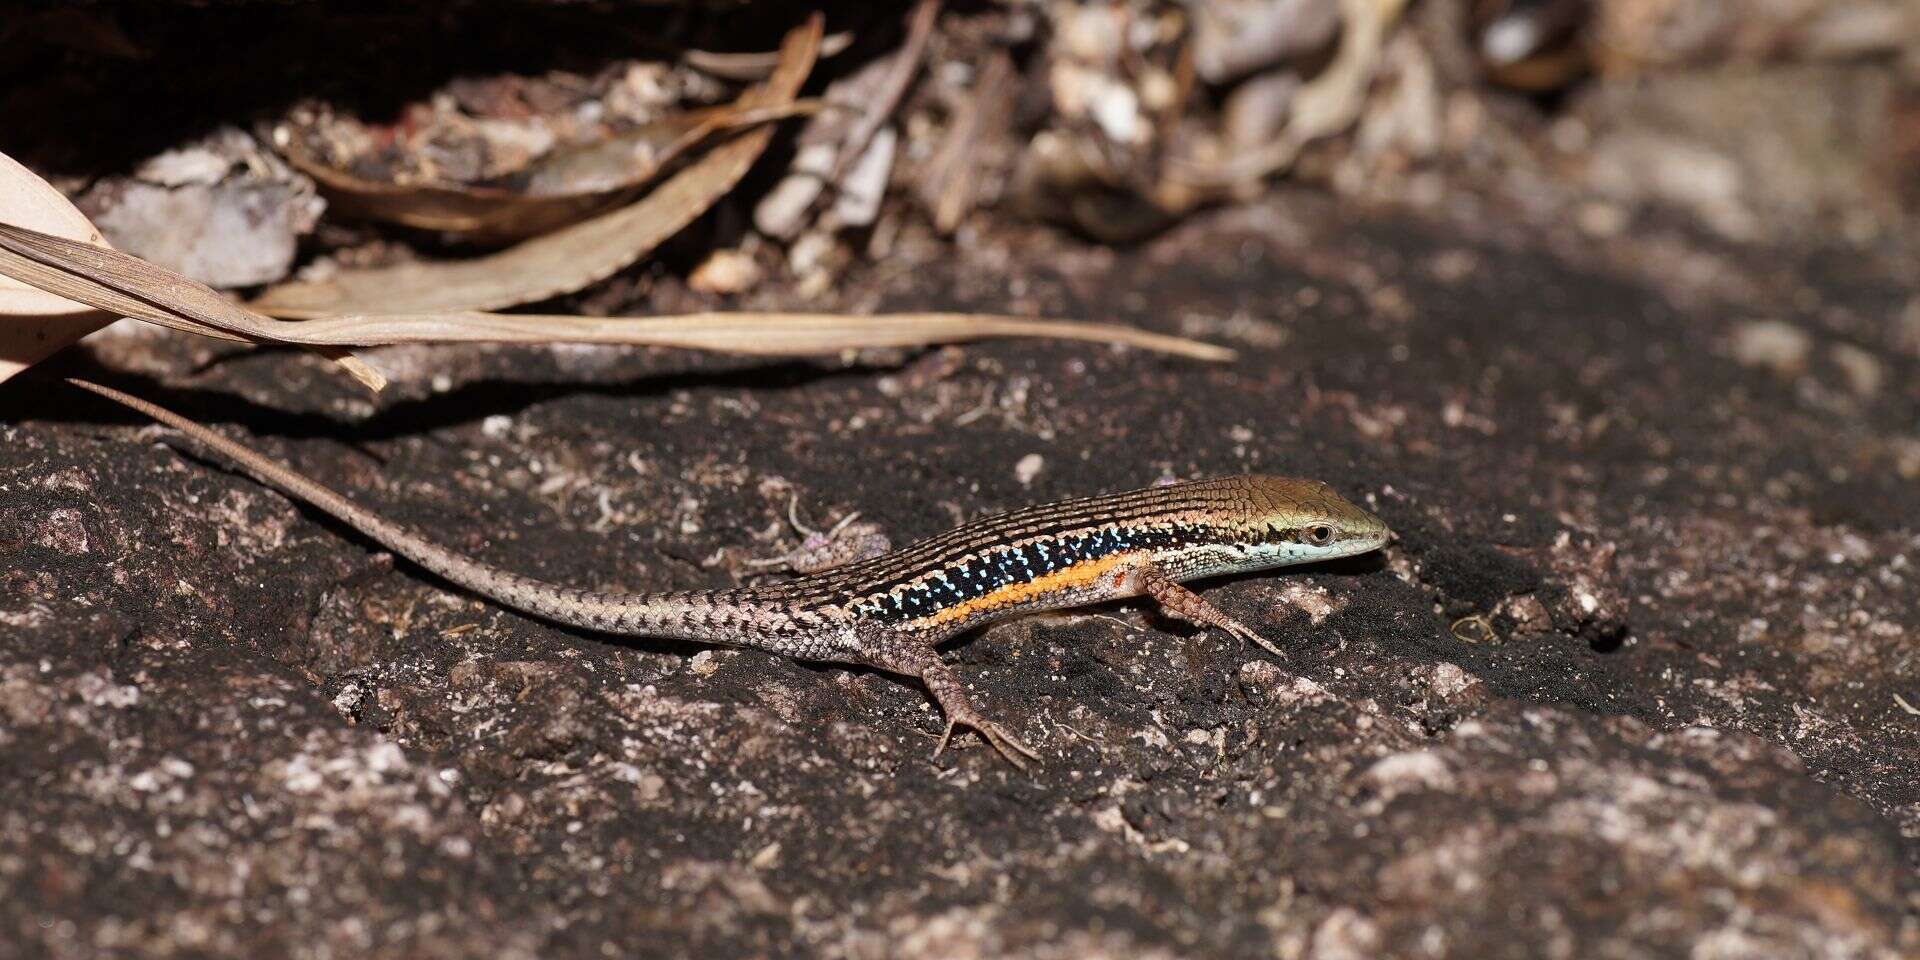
[0,1,897,177]
[11,348,904,440]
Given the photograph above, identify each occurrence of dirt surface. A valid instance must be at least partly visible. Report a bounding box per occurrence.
[3,4,1919,956]
[4,183,1917,957]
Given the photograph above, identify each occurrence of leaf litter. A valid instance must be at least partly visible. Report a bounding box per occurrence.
[0,19,1232,397]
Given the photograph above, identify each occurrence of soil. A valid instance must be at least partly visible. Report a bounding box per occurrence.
[5,187,1916,958]
[2,5,1918,959]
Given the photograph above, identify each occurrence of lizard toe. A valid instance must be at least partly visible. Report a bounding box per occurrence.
[933,711,1039,770]
[1228,622,1289,659]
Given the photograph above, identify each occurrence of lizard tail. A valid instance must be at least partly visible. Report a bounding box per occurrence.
[64,377,707,638]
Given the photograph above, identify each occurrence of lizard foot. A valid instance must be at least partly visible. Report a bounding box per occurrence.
[1139,563,1288,660]
[935,707,1041,770]
[1218,618,1289,660]
[858,626,1041,770]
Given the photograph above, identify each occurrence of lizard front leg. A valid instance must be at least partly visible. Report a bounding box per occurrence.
[747,496,893,574]
[854,623,1039,768]
[1138,565,1289,659]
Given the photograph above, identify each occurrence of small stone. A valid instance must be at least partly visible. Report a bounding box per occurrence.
[1422,662,1482,704]
[1309,908,1383,960]
[830,126,898,228]
[78,127,322,288]
[688,650,720,677]
[1272,675,1333,707]
[32,507,91,555]
[1013,453,1045,487]
[448,661,482,689]
[688,249,763,295]
[787,230,841,280]
[634,773,665,801]
[73,671,139,709]
[1275,582,1339,624]
[1828,343,1883,398]
[481,791,527,827]
[0,668,53,727]
[1729,320,1812,378]
[1237,660,1287,700]
[1360,750,1456,799]
[749,841,781,869]
[754,143,836,240]
[1497,593,1552,637]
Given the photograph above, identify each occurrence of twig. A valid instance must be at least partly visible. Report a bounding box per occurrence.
[919,50,1014,234]
[830,0,941,183]
[684,31,856,80]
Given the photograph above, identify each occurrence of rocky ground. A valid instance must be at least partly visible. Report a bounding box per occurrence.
[4,2,1919,958]
[4,185,1916,958]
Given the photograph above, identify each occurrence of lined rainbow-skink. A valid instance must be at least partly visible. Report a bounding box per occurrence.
[69,378,1391,767]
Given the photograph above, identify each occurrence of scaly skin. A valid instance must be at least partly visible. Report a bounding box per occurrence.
[67,378,1391,766]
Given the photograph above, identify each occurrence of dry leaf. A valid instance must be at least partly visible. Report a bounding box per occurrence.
[684,30,855,80]
[0,16,1231,383]
[0,219,1232,363]
[919,50,1016,235]
[282,101,821,243]
[252,16,825,316]
[1170,0,1409,189]
[830,0,940,182]
[0,150,118,386]
[0,217,387,390]
[251,310,1235,361]
[1286,0,1408,145]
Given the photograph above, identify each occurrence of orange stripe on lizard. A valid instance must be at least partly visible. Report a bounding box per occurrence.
[910,552,1134,628]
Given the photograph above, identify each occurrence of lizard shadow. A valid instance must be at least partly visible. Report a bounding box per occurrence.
[23,351,902,443]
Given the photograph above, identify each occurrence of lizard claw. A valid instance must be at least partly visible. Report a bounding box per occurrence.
[1223,620,1288,660]
[1139,564,1288,660]
[855,626,1039,770]
[935,712,1040,770]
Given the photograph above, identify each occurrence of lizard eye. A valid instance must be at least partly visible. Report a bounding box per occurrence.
[1304,524,1336,546]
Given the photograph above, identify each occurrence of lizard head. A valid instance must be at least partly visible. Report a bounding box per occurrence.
[1226,475,1391,567]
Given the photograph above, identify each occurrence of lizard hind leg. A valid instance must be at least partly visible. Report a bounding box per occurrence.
[854,623,1040,769]
[746,495,893,574]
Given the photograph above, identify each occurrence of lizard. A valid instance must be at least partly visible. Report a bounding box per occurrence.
[65,378,1392,767]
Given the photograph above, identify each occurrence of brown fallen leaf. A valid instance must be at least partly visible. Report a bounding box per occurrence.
[0,220,1233,363]
[252,16,824,316]
[1,14,1232,381]
[515,103,822,197]
[0,150,120,387]
[0,217,388,390]
[258,310,1236,361]
[1168,0,1409,190]
[830,0,940,183]
[282,100,822,243]
[918,50,1016,235]
[0,212,1235,364]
